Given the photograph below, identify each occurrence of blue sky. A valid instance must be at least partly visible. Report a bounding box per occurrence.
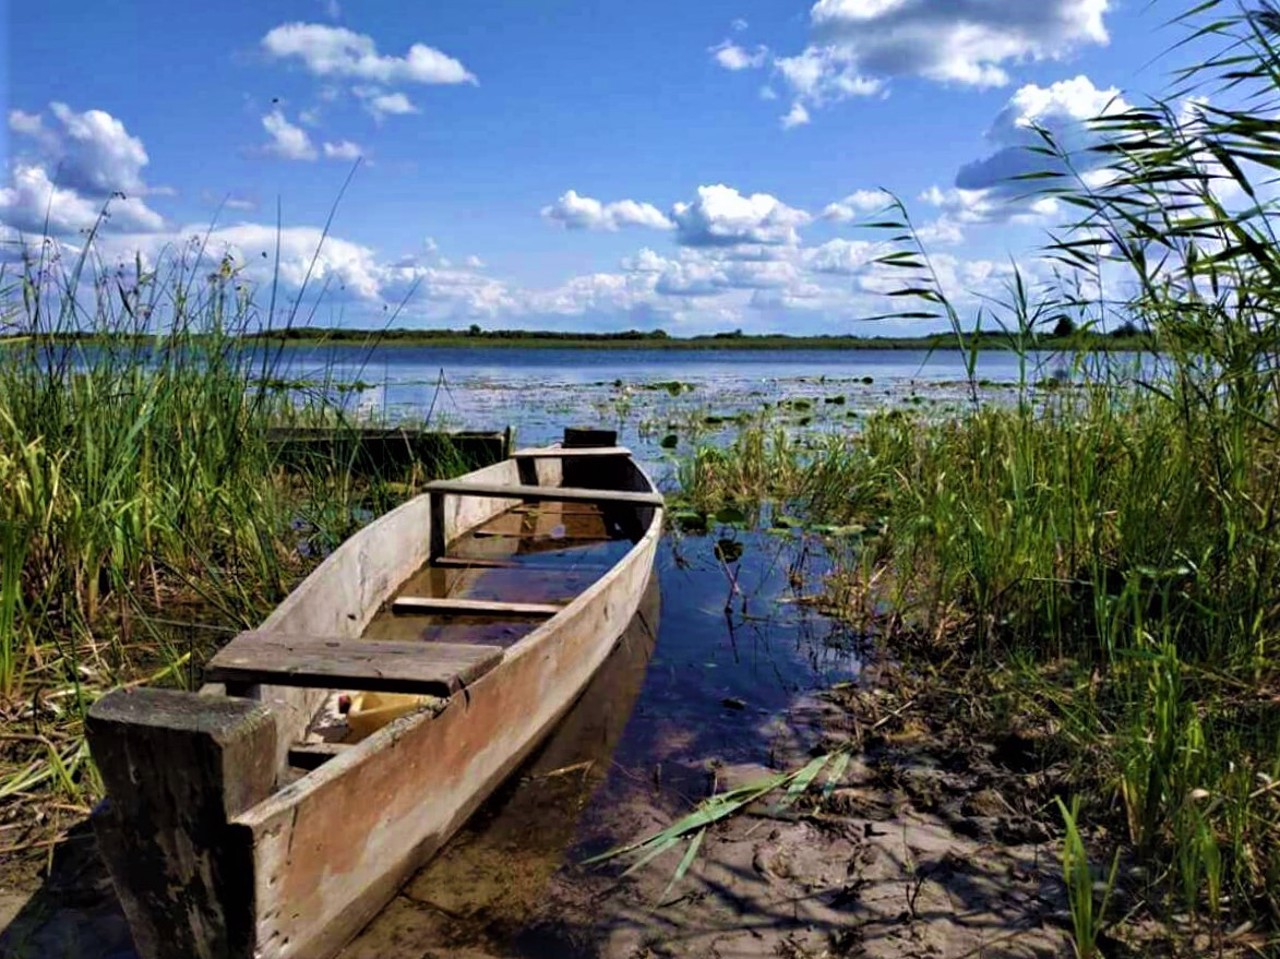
[2,1,1208,334]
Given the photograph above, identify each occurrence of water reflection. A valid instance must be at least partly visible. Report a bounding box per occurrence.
[340,530,859,958]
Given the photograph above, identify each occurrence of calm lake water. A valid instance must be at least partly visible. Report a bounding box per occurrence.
[277,343,1141,462]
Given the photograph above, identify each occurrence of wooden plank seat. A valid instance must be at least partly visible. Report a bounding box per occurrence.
[471,530,604,542]
[391,596,564,617]
[430,555,613,571]
[424,479,664,507]
[205,632,504,696]
[512,445,633,458]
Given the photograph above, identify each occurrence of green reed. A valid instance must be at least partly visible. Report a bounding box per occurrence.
[0,217,463,818]
[676,2,1280,945]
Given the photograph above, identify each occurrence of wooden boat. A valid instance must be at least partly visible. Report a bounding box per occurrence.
[86,429,664,959]
[360,574,661,947]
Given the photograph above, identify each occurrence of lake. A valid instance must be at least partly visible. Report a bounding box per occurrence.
[276,344,1140,460]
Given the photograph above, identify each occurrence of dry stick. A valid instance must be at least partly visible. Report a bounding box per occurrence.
[1249,777,1280,802]
[0,830,93,856]
[533,760,594,782]
[951,921,1050,959]
[0,732,54,744]
[867,697,918,733]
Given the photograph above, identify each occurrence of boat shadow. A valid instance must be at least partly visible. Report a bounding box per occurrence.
[0,577,666,959]
[0,819,134,959]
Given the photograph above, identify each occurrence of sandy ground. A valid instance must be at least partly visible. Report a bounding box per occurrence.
[0,682,1073,959]
[331,687,1071,959]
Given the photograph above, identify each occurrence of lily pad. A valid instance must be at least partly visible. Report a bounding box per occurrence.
[714,537,744,563]
[673,509,708,532]
[714,505,747,526]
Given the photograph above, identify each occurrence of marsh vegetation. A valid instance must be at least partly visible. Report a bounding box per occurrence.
[664,5,1280,951]
[0,231,470,859]
[2,2,1279,956]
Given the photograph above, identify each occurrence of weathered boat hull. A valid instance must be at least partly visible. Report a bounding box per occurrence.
[88,441,663,959]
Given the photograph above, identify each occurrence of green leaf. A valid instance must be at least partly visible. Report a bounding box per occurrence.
[673,509,708,532]
[822,752,852,800]
[619,833,682,878]
[714,537,744,563]
[659,828,706,904]
[713,505,747,526]
[771,754,833,812]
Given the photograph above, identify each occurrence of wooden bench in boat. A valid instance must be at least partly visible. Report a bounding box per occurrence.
[512,445,633,459]
[205,631,504,696]
[430,555,612,570]
[390,596,564,617]
[423,479,664,507]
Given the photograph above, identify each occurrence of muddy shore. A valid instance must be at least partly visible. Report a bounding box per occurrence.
[0,532,1088,959]
[1,669,1078,959]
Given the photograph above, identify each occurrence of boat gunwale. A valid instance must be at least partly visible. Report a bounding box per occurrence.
[231,453,664,829]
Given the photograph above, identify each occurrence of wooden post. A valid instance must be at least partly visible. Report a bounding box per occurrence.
[563,427,620,487]
[563,426,617,449]
[87,687,277,959]
[429,489,446,561]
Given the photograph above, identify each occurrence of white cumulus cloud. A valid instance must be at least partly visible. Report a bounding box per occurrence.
[742,0,1111,125]
[323,140,363,160]
[774,47,880,103]
[0,164,164,234]
[955,75,1126,193]
[671,184,811,247]
[541,190,674,232]
[821,189,892,222]
[262,110,317,160]
[262,23,476,85]
[3,104,166,236]
[710,40,768,71]
[806,237,880,275]
[353,87,419,120]
[8,103,153,196]
[809,0,1109,86]
[907,74,1126,242]
[781,101,811,129]
[8,110,45,138]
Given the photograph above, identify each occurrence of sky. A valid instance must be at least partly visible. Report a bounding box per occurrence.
[0,1,1214,335]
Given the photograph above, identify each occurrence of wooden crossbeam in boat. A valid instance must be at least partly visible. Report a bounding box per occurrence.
[288,741,352,770]
[512,445,632,459]
[431,555,610,570]
[391,596,564,617]
[424,480,664,507]
[431,555,520,569]
[471,530,603,542]
[509,504,603,516]
[205,632,503,696]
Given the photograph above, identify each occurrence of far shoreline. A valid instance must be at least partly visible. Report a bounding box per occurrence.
[2,328,1152,352]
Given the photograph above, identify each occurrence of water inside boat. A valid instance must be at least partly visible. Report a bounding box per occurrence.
[294,499,648,748]
[362,500,640,649]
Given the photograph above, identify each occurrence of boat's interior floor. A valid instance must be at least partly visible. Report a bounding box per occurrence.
[361,500,638,649]
[293,498,643,760]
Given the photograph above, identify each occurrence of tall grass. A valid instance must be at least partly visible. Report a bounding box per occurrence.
[0,219,463,830]
[678,1,1280,945]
